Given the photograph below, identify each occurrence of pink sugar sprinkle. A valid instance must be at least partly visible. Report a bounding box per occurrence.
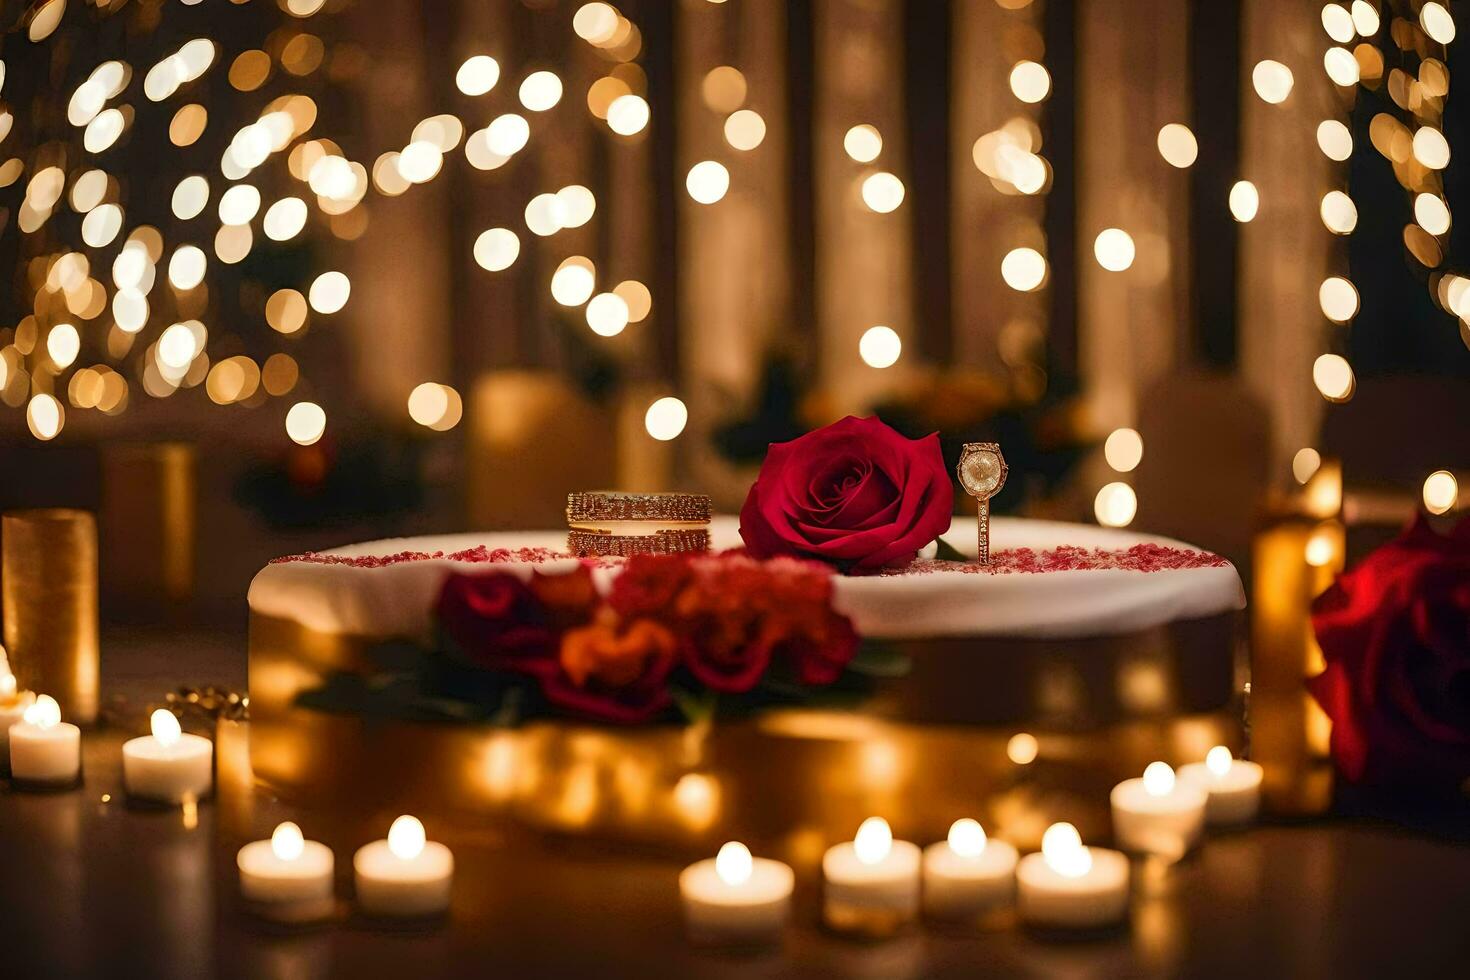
[890,543,1229,576]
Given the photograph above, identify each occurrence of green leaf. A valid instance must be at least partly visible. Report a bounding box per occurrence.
[671,686,719,725]
[847,642,912,678]
[934,537,967,563]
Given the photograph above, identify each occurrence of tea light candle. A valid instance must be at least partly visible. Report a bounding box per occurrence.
[8,695,81,787]
[238,822,336,923]
[122,709,214,804]
[354,815,453,918]
[1016,822,1130,931]
[922,818,1018,923]
[680,841,794,946]
[0,648,36,776]
[822,817,922,936]
[1180,746,1264,826]
[1110,761,1207,858]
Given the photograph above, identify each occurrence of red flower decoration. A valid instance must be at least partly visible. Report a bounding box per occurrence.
[739,416,954,573]
[436,571,558,677]
[1308,514,1470,794]
[547,616,678,724]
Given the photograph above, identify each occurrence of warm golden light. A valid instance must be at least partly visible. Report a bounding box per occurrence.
[525,193,566,237]
[1042,822,1091,878]
[1350,0,1379,35]
[397,140,443,184]
[271,822,305,862]
[285,401,326,446]
[1320,191,1357,235]
[1413,127,1451,170]
[1229,180,1260,222]
[724,109,766,151]
[218,184,261,225]
[947,818,987,859]
[407,383,462,432]
[585,293,629,337]
[25,694,62,729]
[1423,470,1459,515]
[860,172,905,213]
[1093,228,1135,272]
[26,394,63,441]
[1001,247,1047,292]
[614,280,652,322]
[1293,448,1322,485]
[1104,428,1144,472]
[715,842,753,887]
[1421,2,1456,44]
[387,815,426,861]
[550,258,596,307]
[47,324,80,370]
[556,184,596,228]
[1252,60,1295,104]
[644,396,688,441]
[263,197,308,241]
[150,708,181,747]
[1009,60,1051,103]
[308,271,350,314]
[1321,3,1355,43]
[854,817,893,866]
[844,124,883,163]
[1415,194,1451,236]
[473,228,520,272]
[1312,354,1355,402]
[1317,120,1353,161]
[486,113,531,155]
[1094,482,1137,527]
[456,55,500,96]
[1305,525,1338,567]
[1007,732,1039,765]
[1323,47,1360,87]
[519,70,563,112]
[1206,746,1234,778]
[686,161,730,204]
[1143,761,1176,797]
[1319,276,1359,322]
[168,246,207,290]
[1156,123,1198,168]
[859,325,901,368]
[702,66,747,113]
[574,3,620,44]
[606,94,649,136]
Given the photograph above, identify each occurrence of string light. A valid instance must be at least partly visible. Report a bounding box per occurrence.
[1009,61,1051,103]
[724,109,766,151]
[518,71,563,112]
[1321,4,1355,43]
[1414,194,1451,236]
[1420,3,1456,45]
[285,401,326,446]
[1316,120,1353,161]
[1319,191,1357,235]
[644,397,688,441]
[1292,448,1322,485]
[1319,276,1359,323]
[1094,483,1137,527]
[585,293,629,337]
[1104,428,1144,472]
[473,228,520,272]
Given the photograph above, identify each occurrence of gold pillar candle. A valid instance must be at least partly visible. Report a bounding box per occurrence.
[101,442,196,608]
[2,509,100,724]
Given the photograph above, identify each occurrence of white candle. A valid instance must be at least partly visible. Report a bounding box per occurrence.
[680,841,794,946]
[238,821,336,923]
[1016,822,1130,931]
[822,817,921,936]
[921,818,1018,923]
[0,648,36,776]
[122,709,214,805]
[354,815,454,918]
[8,695,81,787]
[1110,761,1207,858]
[1179,745,1264,826]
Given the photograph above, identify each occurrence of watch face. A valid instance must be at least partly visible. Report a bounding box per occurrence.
[958,444,1007,498]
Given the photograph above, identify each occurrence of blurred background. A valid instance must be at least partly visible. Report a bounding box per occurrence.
[0,0,1467,622]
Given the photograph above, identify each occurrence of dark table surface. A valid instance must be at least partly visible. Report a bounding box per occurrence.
[2,630,1468,980]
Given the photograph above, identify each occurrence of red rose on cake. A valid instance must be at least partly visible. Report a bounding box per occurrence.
[1308,514,1470,795]
[436,571,559,675]
[549,614,679,724]
[739,415,954,573]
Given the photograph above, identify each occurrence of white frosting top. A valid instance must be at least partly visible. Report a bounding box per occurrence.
[248,517,1243,641]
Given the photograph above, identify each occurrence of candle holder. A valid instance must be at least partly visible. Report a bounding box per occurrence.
[2,509,100,724]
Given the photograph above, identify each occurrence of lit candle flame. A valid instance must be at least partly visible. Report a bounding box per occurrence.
[1042,822,1092,878]
[25,694,60,730]
[387,814,426,861]
[271,821,305,862]
[1143,761,1176,797]
[150,708,182,748]
[1206,745,1234,778]
[854,816,893,865]
[947,818,987,859]
[715,841,753,887]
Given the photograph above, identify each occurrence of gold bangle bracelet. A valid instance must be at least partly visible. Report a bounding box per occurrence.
[566,528,711,558]
[566,491,712,527]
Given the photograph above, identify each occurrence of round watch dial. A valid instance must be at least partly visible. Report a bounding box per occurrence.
[959,448,1005,498]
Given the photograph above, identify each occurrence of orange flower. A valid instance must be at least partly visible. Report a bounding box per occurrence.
[561,616,676,688]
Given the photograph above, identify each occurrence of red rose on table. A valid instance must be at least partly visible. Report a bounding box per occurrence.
[436,571,558,676]
[739,416,954,573]
[1308,515,1470,794]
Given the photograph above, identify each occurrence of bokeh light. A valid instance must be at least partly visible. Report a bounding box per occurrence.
[859,326,902,368]
[1093,228,1135,271]
[861,172,905,213]
[1313,354,1355,402]
[1252,60,1294,103]
[1319,276,1359,323]
[1094,482,1138,528]
[1157,123,1198,168]
[1423,470,1458,515]
[1229,180,1259,222]
[308,271,351,314]
[1104,428,1144,472]
[1001,248,1047,292]
[644,396,688,441]
[844,124,882,163]
[686,161,730,204]
[285,401,326,446]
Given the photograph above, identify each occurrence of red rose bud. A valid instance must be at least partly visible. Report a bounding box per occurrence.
[739,416,954,573]
[545,618,678,724]
[436,571,559,676]
[1308,514,1470,795]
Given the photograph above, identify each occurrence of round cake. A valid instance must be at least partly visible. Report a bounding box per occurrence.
[245,516,1245,853]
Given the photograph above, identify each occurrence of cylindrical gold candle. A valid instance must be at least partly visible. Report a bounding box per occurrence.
[101,442,196,608]
[2,509,100,724]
